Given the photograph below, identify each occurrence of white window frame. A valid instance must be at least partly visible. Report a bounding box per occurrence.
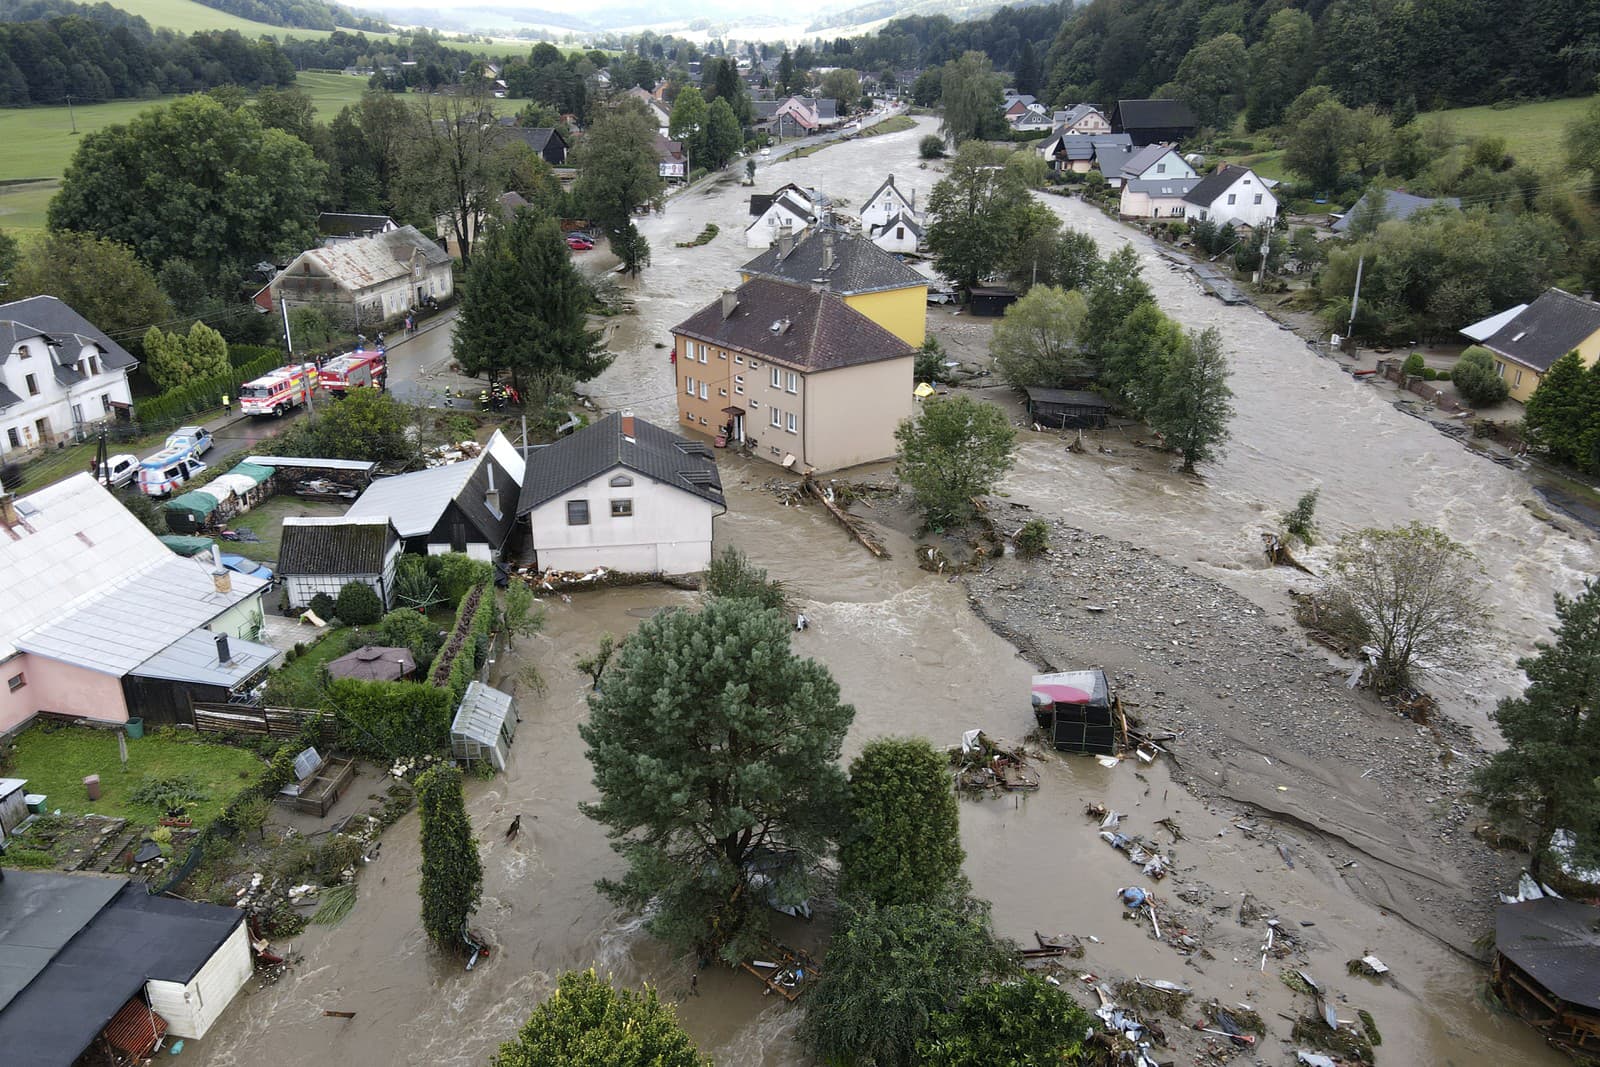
[685,375,695,396]
[786,412,797,433]
[770,367,781,388]
[785,372,798,394]
[770,406,782,427]
[699,381,708,400]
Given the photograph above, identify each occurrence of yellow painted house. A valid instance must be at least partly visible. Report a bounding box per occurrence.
[1469,288,1600,404]
[739,228,928,346]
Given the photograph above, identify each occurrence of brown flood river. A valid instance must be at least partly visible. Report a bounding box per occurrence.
[194,116,1586,1066]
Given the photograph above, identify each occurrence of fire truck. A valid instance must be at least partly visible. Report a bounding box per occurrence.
[318,348,386,396]
[238,363,318,417]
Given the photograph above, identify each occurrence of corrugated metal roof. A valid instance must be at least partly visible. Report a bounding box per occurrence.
[291,225,450,294]
[451,680,515,748]
[0,474,175,661]
[485,429,525,488]
[129,629,280,688]
[345,459,478,537]
[242,456,377,472]
[16,555,267,675]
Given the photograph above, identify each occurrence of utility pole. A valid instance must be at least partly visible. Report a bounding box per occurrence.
[1346,254,1365,347]
[281,296,313,414]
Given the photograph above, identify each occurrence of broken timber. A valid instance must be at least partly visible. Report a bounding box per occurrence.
[802,476,888,558]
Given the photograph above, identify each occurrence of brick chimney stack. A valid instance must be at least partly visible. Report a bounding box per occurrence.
[621,410,636,441]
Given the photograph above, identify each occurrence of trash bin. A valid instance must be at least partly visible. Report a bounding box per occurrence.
[83,775,101,801]
[124,717,143,739]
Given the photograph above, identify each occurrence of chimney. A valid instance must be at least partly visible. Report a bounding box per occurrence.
[210,544,232,594]
[822,230,835,271]
[215,633,233,667]
[776,224,795,259]
[484,463,499,515]
[720,288,738,320]
[621,409,636,441]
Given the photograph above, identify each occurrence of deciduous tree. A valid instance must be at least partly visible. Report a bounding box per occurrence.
[571,99,665,232]
[703,96,743,169]
[1451,345,1510,405]
[452,210,608,391]
[579,597,854,962]
[6,232,171,353]
[1325,523,1487,693]
[895,394,1017,528]
[990,285,1088,389]
[404,90,517,264]
[921,974,1095,1066]
[927,142,1038,292]
[416,764,483,951]
[492,970,708,1067]
[839,737,965,906]
[1245,9,1316,130]
[668,84,709,165]
[1148,326,1234,473]
[937,51,1003,145]
[49,95,324,275]
[1477,581,1600,876]
[1081,243,1155,370]
[1284,98,1353,191]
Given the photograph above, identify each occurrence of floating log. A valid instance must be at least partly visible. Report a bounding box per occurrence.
[802,476,888,558]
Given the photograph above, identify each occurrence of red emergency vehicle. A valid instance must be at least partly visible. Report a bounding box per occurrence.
[318,348,387,396]
[238,363,318,417]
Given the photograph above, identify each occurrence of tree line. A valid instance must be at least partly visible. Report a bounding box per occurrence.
[189,0,392,32]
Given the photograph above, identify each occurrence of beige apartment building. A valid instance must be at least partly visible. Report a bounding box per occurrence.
[671,277,914,472]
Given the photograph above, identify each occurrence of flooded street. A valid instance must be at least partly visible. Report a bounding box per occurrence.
[194,118,1584,1066]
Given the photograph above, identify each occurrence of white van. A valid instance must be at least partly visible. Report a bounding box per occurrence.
[136,447,207,497]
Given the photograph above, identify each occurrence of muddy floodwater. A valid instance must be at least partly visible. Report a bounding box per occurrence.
[195,117,1585,1066]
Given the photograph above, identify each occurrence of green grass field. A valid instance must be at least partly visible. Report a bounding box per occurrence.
[125,0,335,37]
[1430,94,1596,170]
[11,725,265,829]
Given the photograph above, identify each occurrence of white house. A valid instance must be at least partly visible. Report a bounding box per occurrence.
[1052,103,1110,135]
[277,515,403,610]
[860,174,917,233]
[1183,164,1279,230]
[345,430,523,560]
[516,411,725,575]
[870,212,924,254]
[0,296,137,458]
[1009,103,1054,131]
[1118,143,1195,184]
[746,188,818,248]
[254,225,452,327]
[1119,177,1201,219]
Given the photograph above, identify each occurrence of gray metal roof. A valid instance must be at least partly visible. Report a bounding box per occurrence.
[741,229,927,297]
[1461,303,1529,342]
[1482,288,1600,373]
[1331,188,1461,233]
[1124,177,1200,196]
[518,412,724,514]
[1120,142,1181,178]
[16,554,267,675]
[346,459,479,538]
[451,680,515,748]
[129,629,280,688]
[0,296,138,375]
[0,875,243,1067]
[243,455,377,472]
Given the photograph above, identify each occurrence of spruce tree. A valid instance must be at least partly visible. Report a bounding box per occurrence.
[1477,581,1600,876]
[451,210,608,392]
[1523,350,1589,466]
[416,764,483,951]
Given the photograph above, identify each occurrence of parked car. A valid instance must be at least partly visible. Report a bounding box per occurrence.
[566,234,595,251]
[92,453,139,488]
[219,554,274,582]
[165,425,213,457]
[760,147,771,157]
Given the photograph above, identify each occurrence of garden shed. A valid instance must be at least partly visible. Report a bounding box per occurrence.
[327,645,416,682]
[1023,388,1112,429]
[162,462,275,533]
[967,286,1020,317]
[450,680,518,771]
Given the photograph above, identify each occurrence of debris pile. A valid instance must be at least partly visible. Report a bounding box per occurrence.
[948,730,1040,794]
[1088,805,1170,880]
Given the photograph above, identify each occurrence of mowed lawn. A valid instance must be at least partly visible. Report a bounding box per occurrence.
[1432,94,1597,170]
[125,0,337,37]
[10,725,264,829]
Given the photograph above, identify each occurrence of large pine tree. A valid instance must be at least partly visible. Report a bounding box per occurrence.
[1523,350,1592,467]
[1477,581,1600,876]
[451,209,608,394]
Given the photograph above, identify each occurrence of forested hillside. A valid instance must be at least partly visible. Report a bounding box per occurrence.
[848,0,1600,118]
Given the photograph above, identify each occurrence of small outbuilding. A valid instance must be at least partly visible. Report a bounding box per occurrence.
[967,286,1020,317]
[1031,670,1126,755]
[326,645,416,682]
[0,776,28,842]
[450,680,518,771]
[1023,387,1112,429]
[278,515,402,611]
[1494,897,1600,1055]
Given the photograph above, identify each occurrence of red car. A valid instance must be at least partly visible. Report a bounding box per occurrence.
[566,234,594,251]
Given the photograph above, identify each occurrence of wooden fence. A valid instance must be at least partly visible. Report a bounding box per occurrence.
[192,704,315,738]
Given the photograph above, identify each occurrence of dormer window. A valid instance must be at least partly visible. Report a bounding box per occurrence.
[17,344,30,359]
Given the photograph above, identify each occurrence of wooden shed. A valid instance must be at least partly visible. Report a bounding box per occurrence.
[967,286,1020,317]
[1494,897,1600,1055]
[450,681,518,771]
[1023,387,1113,429]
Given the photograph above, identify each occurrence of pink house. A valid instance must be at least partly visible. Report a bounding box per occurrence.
[0,475,278,734]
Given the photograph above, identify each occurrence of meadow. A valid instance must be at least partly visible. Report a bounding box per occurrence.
[120,0,336,37]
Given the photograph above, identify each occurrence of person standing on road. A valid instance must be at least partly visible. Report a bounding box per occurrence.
[222,393,231,415]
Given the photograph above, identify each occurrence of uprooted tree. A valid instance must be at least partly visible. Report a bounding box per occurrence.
[579,597,854,962]
[1476,580,1600,877]
[1321,523,1487,693]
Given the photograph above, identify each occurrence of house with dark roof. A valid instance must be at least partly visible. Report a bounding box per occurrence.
[1475,288,1600,403]
[344,430,524,560]
[1330,188,1461,233]
[0,296,138,458]
[1110,99,1199,146]
[1037,130,1133,176]
[1183,164,1279,230]
[860,173,919,235]
[517,411,724,574]
[317,212,399,245]
[671,275,915,471]
[655,133,689,182]
[278,515,402,610]
[871,211,924,254]
[1494,898,1600,1055]
[0,870,252,1066]
[746,188,819,248]
[740,228,929,345]
[500,125,568,165]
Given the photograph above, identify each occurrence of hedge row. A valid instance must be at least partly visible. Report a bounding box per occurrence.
[135,348,282,429]
[427,581,495,710]
[329,678,454,760]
